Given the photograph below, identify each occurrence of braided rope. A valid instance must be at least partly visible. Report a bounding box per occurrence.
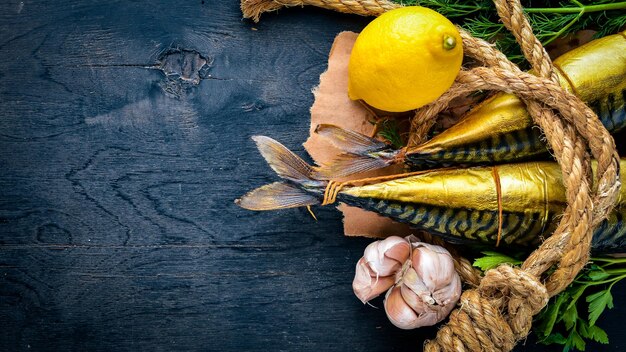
[241,0,400,22]
[241,0,621,350]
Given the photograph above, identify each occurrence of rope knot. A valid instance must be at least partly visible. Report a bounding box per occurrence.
[424,266,548,352]
[424,289,515,352]
[480,265,549,338]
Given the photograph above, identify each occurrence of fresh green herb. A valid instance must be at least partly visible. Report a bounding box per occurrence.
[377,119,405,149]
[398,0,490,18]
[395,0,626,65]
[472,251,522,271]
[473,252,626,351]
[533,258,626,351]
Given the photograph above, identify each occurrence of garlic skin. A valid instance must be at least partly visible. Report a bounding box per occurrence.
[384,242,461,329]
[352,236,411,303]
[353,258,396,304]
[363,236,411,276]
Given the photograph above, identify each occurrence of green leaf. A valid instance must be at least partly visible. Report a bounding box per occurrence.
[536,292,568,337]
[540,332,567,345]
[563,303,578,331]
[577,318,592,339]
[587,266,610,281]
[566,285,587,312]
[570,330,586,351]
[587,324,609,344]
[586,289,614,326]
[472,251,522,271]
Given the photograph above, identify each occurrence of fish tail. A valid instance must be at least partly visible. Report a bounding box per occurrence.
[313,124,402,178]
[236,136,325,211]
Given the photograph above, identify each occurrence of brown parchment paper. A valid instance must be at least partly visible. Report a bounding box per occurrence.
[303,31,414,239]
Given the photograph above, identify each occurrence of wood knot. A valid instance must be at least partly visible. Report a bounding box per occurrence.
[156,48,212,98]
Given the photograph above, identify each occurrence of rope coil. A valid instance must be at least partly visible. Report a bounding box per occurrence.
[241,0,621,351]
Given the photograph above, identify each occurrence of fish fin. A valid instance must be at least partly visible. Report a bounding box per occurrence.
[252,135,313,182]
[238,136,326,211]
[313,124,401,178]
[236,182,319,211]
[314,153,393,179]
[315,124,388,153]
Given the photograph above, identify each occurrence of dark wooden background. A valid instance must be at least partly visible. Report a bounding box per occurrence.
[1,1,624,351]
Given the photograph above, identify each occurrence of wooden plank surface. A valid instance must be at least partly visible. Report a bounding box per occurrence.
[1,1,624,351]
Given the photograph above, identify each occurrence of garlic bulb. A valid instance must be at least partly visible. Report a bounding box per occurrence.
[352,236,410,303]
[384,242,461,329]
[352,236,461,330]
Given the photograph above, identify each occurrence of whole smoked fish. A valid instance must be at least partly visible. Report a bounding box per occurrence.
[237,137,625,253]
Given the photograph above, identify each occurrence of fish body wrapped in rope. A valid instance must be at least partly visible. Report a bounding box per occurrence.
[316,30,626,177]
[237,136,626,253]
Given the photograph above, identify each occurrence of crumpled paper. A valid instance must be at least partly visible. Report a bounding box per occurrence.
[303,31,413,239]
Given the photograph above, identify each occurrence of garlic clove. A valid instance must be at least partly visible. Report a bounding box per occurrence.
[432,271,462,307]
[363,236,411,277]
[400,284,441,327]
[384,286,422,330]
[382,236,412,263]
[353,257,395,303]
[402,267,435,305]
[400,282,427,312]
[401,267,427,292]
[412,243,456,293]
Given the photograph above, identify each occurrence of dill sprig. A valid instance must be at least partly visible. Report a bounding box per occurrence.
[377,119,405,149]
[395,0,626,65]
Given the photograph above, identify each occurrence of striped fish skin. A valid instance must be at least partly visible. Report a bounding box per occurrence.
[337,161,626,253]
[593,212,626,253]
[342,197,550,247]
[404,31,626,168]
[406,125,545,168]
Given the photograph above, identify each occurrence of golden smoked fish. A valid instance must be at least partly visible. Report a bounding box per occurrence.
[315,30,626,176]
[237,136,626,253]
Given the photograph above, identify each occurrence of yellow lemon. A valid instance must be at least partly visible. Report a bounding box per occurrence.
[348,6,463,112]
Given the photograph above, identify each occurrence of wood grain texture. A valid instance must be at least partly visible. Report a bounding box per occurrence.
[0,1,624,351]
